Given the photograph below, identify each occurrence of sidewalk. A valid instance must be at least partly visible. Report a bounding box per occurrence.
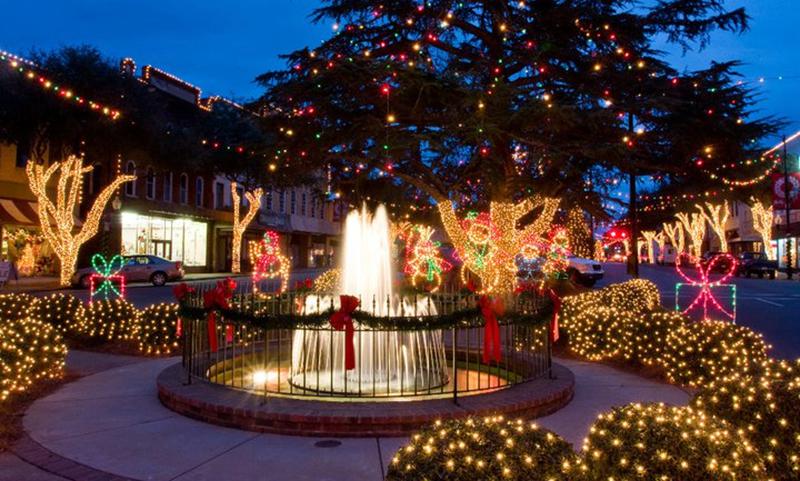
[6,351,690,481]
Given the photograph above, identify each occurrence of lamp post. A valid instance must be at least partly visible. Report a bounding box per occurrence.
[782,135,794,280]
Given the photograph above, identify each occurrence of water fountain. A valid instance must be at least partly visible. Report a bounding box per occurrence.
[291,205,449,395]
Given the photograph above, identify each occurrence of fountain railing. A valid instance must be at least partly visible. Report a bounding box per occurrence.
[178,283,553,401]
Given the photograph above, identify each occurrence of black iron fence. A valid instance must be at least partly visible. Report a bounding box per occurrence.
[179,283,552,402]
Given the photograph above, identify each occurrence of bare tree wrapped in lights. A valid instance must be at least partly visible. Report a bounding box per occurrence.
[26,156,135,286]
[676,212,706,257]
[229,182,263,274]
[697,201,730,252]
[640,230,658,264]
[750,197,775,259]
[663,221,685,254]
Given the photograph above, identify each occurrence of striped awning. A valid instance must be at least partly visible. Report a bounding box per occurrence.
[0,197,83,227]
[0,198,38,226]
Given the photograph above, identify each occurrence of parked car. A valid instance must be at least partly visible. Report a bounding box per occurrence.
[700,251,735,273]
[566,256,604,287]
[735,251,777,279]
[72,255,185,288]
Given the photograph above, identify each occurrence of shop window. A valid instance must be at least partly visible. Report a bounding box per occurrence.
[266,191,273,211]
[301,192,307,216]
[214,182,225,209]
[163,172,173,202]
[195,177,204,207]
[15,137,30,167]
[124,161,136,197]
[310,198,316,218]
[90,164,103,195]
[179,173,188,204]
[145,168,156,199]
[237,185,246,207]
[290,190,297,215]
[279,190,285,213]
[120,212,207,267]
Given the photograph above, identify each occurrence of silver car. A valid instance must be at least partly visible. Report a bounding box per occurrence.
[72,255,185,288]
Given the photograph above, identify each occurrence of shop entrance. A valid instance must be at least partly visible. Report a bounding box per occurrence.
[151,240,172,259]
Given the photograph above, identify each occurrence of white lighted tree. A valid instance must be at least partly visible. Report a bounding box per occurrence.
[697,201,730,252]
[676,212,707,257]
[750,197,775,260]
[663,222,685,254]
[230,181,264,274]
[26,156,135,286]
[641,230,658,264]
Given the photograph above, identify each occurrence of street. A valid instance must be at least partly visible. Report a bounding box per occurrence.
[599,262,800,359]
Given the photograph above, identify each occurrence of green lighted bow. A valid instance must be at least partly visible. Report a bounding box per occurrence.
[90,253,125,300]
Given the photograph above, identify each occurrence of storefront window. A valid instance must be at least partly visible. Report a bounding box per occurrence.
[120,212,207,267]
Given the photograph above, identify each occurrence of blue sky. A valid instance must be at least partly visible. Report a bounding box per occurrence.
[1,0,798,135]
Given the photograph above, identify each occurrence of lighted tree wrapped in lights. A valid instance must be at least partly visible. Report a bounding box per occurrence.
[750,197,774,259]
[402,225,452,292]
[230,182,263,274]
[640,230,658,264]
[26,156,135,286]
[676,212,706,257]
[566,207,592,258]
[663,221,685,254]
[697,201,729,252]
[250,230,290,293]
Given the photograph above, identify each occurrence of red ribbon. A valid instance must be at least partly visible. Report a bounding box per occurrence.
[203,283,233,352]
[330,295,360,370]
[175,318,182,337]
[546,288,561,343]
[172,282,195,302]
[479,295,504,364]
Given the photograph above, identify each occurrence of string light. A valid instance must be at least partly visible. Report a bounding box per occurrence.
[402,225,452,292]
[565,207,592,258]
[675,254,737,322]
[675,212,706,257]
[1,50,121,120]
[88,253,126,302]
[640,230,658,264]
[696,201,730,252]
[230,182,264,274]
[250,230,290,294]
[662,221,685,254]
[26,156,135,286]
[312,268,340,294]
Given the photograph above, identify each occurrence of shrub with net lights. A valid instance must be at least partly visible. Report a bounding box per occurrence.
[29,293,86,334]
[84,299,140,342]
[138,303,180,355]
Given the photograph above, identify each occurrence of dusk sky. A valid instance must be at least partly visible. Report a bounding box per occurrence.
[1,1,798,138]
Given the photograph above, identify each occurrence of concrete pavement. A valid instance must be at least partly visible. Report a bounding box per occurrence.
[6,351,689,481]
[599,262,800,359]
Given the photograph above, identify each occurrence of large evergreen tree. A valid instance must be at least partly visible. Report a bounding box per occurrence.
[259,0,775,293]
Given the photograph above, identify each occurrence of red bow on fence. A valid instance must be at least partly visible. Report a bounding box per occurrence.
[330,295,360,370]
[203,282,234,352]
[546,288,561,343]
[479,295,505,364]
[172,283,195,337]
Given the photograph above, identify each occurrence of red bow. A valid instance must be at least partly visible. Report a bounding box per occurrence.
[546,288,561,343]
[204,285,232,352]
[479,295,505,363]
[173,282,195,302]
[330,295,360,370]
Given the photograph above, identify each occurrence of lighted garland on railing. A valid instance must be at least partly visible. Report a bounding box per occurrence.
[176,303,553,331]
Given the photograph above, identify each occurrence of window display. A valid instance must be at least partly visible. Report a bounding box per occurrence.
[120,212,207,267]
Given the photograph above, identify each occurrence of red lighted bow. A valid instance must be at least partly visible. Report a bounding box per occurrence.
[479,295,505,364]
[203,285,232,352]
[546,288,561,343]
[330,295,360,370]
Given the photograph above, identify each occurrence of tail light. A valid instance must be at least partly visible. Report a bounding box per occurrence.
[175,261,183,270]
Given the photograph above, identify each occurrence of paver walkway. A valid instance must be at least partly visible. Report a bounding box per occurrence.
[5,351,690,481]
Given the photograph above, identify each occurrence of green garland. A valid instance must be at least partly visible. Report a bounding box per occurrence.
[177,303,552,331]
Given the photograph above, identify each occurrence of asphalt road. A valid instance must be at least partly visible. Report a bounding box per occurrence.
[598,262,800,360]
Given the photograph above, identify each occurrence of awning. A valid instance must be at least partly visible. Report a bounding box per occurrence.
[0,198,38,226]
[0,197,83,228]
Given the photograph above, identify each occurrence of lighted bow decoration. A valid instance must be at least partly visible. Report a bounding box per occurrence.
[403,225,453,292]
[89,253,126,302]
[478,295,505,364]
[675,254,737,322]
[329,295,360,370]
[203,278,236,352]
[172,282,196,337]
[250,230,290,294]
[542,227,570,279]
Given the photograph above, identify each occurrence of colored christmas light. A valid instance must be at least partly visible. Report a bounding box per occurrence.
[402,225,452,292]
[88,254,126,302]
[674,254,737,322]
[26,156,135,286]
[250,230,290,294]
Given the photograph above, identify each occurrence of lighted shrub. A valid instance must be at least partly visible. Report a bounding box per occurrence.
[693,359,800,481]
[0,293,36,322]
[560,306,631,361]
[386,417,577,481]
[312,268,340,294]
[659,320,769,387]
[84,299,140,342]
[29,293,86,334]
[138,303,180,355]
[0,295,67,401]
[601,278,660,314]
[580,403,767,481]
[619,310,688,366]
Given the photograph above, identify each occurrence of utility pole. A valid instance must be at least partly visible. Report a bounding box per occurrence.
[782,134,794,280]
[628,113,639,278]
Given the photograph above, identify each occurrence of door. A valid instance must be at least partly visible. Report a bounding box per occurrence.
[151,240,172,260]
